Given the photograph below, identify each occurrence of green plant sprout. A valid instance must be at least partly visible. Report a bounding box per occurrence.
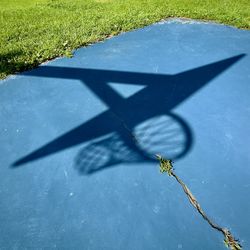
[156,154,174,176]
[156,154,242,250]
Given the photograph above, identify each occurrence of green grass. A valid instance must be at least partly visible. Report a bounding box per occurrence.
[0,0,249,79]
[0,0,47,10]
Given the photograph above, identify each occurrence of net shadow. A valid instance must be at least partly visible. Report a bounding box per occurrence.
[74,113,192,175]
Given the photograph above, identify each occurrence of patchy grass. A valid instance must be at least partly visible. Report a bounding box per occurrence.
[0,0,249,79]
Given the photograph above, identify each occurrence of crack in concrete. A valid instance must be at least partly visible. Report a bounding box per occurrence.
[156,155,242,250]
[109,111,140,144]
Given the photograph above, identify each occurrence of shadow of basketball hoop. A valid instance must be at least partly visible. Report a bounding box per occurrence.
[74,112,192,175]
[12,54,245,176]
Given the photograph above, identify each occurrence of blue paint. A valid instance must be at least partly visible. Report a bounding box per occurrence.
[0,19,250,249]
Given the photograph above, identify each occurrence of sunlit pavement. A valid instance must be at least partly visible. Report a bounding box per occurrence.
[0,19,250,249]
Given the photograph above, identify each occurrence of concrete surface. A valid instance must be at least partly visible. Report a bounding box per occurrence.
[0,19,250,249]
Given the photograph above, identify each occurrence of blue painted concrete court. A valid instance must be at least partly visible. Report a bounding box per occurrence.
[0,19,250,249]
